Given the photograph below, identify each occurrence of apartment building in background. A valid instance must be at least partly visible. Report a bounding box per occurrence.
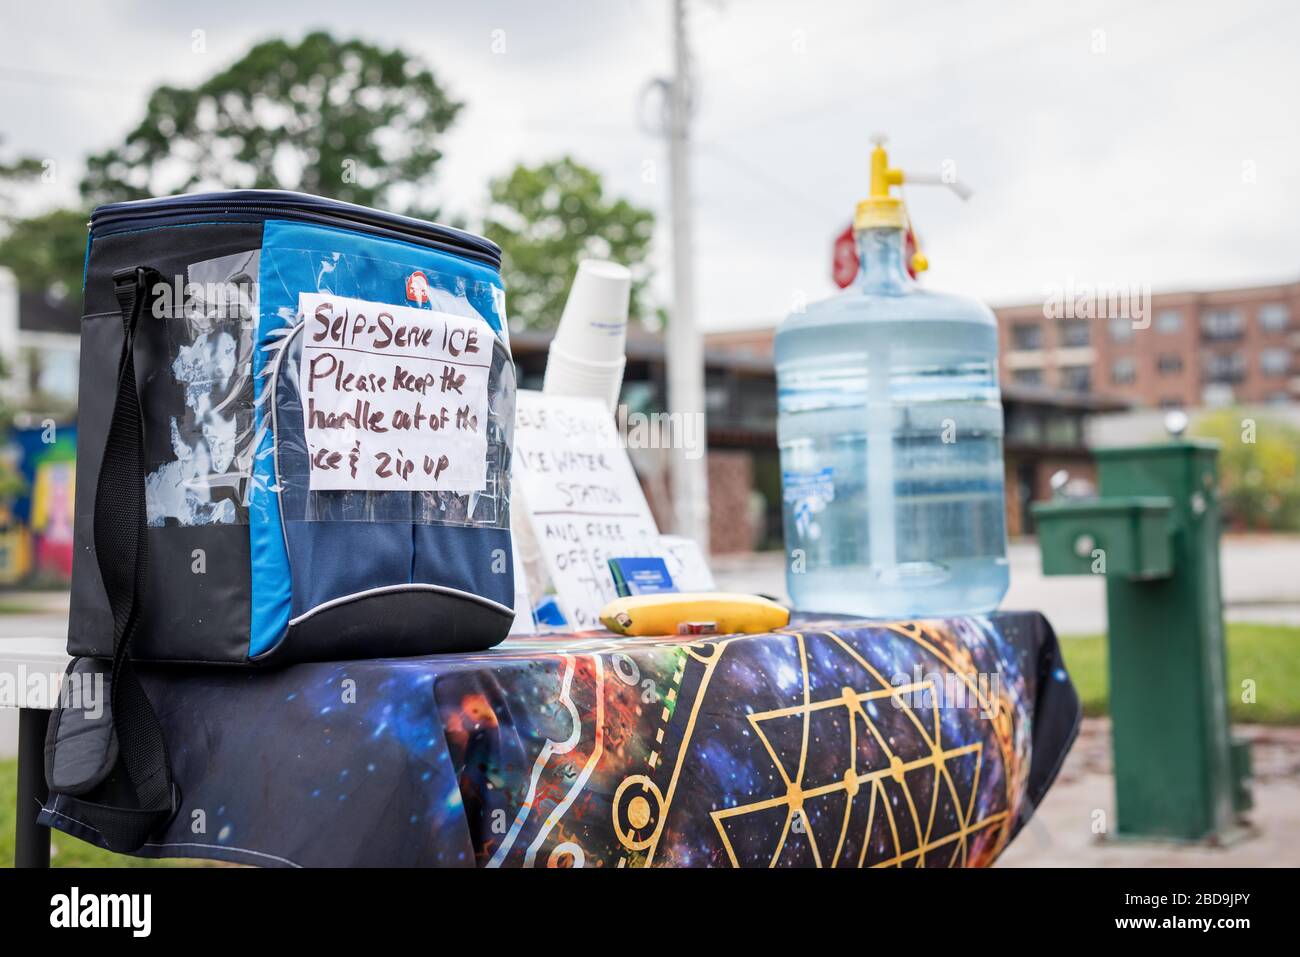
[995,278,1300,409]
[0,266,81,417]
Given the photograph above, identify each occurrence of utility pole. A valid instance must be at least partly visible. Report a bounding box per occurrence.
[666,0,710,552]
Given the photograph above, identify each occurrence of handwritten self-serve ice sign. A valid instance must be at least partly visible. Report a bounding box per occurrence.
[298,292,492,492]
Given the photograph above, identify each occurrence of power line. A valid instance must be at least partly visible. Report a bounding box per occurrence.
[0,65,137,94]
[697,139,843,221]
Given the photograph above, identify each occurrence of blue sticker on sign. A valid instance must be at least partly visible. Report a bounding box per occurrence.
[608,556,677,596]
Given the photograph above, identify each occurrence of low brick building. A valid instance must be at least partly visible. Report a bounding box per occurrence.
[994,279,1300,409]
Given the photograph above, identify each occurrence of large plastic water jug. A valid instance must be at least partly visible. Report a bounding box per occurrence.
[775,142,1008,618]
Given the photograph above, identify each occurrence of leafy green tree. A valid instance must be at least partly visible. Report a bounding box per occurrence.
[1193,408,1300,531]
[80,31,463,214]
[0,208,88,308]
[0,142,45,222]
[0,149,46,498]
[483,157,655,330]
[2,32,465,313]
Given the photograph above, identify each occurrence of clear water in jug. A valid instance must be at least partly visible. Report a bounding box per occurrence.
[775,151,1008,618]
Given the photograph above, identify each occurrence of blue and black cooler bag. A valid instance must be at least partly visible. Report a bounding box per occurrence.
[47,190,517,850]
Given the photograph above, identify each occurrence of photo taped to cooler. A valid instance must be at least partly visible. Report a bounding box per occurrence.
[144,250,259,527]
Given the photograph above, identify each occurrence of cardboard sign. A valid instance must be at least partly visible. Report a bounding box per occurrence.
[298,293,491,492]
[512,391,660,630]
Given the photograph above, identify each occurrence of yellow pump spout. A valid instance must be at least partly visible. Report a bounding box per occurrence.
[855,141,905,231]
[854,138,930,273]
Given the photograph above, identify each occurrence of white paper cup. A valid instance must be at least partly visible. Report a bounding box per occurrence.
[543,342,627,411]
[551,259,631,364]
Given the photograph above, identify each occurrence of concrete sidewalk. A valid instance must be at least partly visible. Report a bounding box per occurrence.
[713,534,1300,634]
[999,718,1300,867]
[0,590,70,641]
[0,591,69,614]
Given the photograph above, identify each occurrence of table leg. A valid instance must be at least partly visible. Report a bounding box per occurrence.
[15,708,51,868]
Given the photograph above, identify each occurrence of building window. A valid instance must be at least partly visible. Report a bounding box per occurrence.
[1258,303,1291,333]
[22,347,80,407]
[1260,348,1291,376]
[1202,383,1235,407]
[1156,353,1184,375]
[1011,368,1043,386]
[1059,319,1090,348]
[1044,414,1082,446]
[1111,356,1137,385]
[704,383,731,414]
[1203,351,1246,383]
[1010,322,1042,351]
[1109,318,1135,343]
[1005,408,1043,445]
[1155,309,1183,333]
[1202,308,1244,341]
[1059,365,1091,392]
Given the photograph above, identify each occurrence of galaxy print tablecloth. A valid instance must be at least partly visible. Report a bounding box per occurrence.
[41,612,1079,867]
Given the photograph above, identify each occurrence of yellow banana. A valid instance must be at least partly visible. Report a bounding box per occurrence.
[600,592,790,637]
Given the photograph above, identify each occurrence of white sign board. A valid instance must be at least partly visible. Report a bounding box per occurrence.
[298,293,492,492]
[512,391,661,630]
[658,534,716,592]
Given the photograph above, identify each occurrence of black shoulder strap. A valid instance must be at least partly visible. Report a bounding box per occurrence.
[69,266,179,853]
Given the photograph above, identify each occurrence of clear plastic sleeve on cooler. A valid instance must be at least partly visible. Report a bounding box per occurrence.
[270,318,515,529]
[141,245,513,532]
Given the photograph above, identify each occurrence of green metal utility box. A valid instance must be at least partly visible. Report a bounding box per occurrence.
[1035,496,1173,580]
[1032,439,1252,843]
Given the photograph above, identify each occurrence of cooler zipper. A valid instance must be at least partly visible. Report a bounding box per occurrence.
[89,191,501,269]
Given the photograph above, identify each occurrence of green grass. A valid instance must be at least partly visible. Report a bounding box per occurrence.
[1060,622,1300,725]
[0,603,44,616]
[1,758,197,867]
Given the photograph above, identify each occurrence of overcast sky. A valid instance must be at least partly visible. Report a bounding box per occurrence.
[4,0,1298,329]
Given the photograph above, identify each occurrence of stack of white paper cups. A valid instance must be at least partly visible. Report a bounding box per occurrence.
[542,259,631,412]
